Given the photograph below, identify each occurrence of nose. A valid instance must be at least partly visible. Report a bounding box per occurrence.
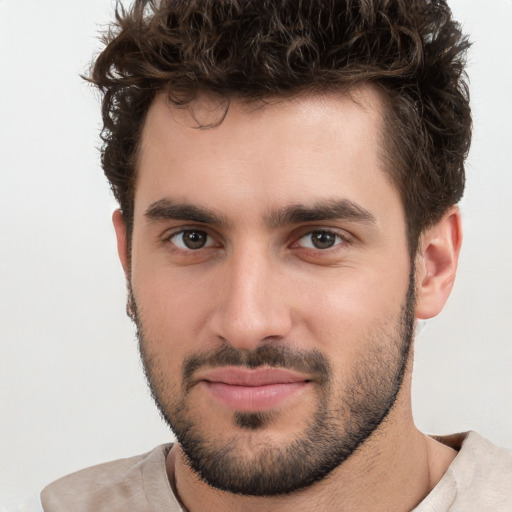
[209,244,293,351]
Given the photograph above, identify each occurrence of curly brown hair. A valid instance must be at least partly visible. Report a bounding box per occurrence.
[88,0,471,252]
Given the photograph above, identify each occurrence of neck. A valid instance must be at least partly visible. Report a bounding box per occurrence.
[167,375,457,512]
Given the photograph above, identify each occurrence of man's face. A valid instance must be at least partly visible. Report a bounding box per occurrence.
[123,89,416,495]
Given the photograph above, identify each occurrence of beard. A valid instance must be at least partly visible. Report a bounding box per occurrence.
[131,269,416,497]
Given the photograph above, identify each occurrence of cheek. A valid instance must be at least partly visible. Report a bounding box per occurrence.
[132,263,217,354]
[292,262,411,354]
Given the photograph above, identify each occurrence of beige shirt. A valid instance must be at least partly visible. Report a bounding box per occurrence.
[412,432,512,511]
[41,432,512,511]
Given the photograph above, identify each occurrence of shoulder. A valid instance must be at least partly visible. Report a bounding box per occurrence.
[450,432,512,483]
[40,444,180,512]
[415,432,512,512]
[456,431,512,502]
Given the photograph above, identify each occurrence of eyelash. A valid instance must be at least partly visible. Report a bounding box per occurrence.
[293,229,349,251]
[163,226,352,257]
[164,229,218,252]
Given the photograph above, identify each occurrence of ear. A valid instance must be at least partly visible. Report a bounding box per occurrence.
[112,209,129,277]
[415,206,463,320]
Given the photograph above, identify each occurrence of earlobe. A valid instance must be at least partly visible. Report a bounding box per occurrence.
[415,207,463,320]
[112,209,129,277]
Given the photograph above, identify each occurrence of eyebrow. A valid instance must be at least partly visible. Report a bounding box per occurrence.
[265,199,376,228]
[144,198,375,227]
[145,199,227,225]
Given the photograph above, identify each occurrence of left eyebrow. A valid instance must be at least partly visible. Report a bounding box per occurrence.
[265,199,376,228]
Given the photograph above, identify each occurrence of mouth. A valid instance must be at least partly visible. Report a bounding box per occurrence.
[195,367,312,412]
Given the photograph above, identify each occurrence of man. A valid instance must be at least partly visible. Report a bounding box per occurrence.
[38,0,512,510]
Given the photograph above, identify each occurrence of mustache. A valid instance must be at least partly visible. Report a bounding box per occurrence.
[183,344,331,386]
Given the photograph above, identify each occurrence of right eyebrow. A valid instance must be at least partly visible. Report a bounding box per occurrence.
[144,199,227,225]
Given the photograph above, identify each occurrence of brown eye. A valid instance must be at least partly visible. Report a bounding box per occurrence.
[171,230,212,250]
[297,230,344,250]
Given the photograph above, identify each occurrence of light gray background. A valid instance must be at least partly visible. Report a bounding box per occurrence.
[1,0,511,508]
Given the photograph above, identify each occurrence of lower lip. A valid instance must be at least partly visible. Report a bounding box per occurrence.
[203,381,308,412]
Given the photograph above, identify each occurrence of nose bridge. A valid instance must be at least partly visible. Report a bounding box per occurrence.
[211,240,292,349]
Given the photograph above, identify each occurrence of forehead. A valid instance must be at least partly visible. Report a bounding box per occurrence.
[134,87,401,225]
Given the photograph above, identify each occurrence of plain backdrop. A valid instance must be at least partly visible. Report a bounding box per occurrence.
[1,0,511,509]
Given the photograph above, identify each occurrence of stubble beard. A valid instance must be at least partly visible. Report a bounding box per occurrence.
[132,271,416,497]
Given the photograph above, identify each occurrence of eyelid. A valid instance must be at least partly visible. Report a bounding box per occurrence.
[162,226,221,250]
[162,224,211,239]
[290,226,353,250]
[159,224,354,253]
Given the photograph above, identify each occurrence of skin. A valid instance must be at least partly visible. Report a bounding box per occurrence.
[114,87,462,511]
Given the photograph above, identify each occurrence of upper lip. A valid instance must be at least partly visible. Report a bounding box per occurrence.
[195,367,311,386]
